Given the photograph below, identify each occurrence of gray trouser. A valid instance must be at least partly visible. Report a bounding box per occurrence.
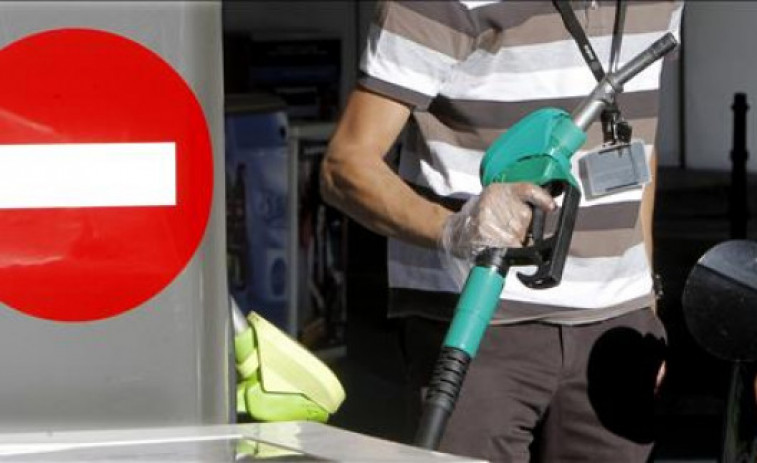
[401,309,666,462]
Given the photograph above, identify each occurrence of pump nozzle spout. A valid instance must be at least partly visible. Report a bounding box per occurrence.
[572,32,678,131]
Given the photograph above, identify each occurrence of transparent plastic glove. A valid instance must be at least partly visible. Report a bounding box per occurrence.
[438,182,555,290]
[439,182,556,260]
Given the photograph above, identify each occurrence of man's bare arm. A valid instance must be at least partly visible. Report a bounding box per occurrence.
[320,88,453,249]
[641,151,657,266]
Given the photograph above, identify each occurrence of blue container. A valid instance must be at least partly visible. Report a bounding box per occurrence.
[225,94,290,330]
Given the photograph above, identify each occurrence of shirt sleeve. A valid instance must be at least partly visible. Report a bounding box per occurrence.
[669,1,684,40]
[666,0,684,60]
[358,0,477,110]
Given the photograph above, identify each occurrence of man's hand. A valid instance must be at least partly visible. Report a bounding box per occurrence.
[439,182,555,260]
[655,361,666,396]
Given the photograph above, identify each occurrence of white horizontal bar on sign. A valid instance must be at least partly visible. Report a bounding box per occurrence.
[0,142,176,209]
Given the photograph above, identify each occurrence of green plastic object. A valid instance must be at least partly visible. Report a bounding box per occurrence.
[234,312,345,423]
[444,109,585,358]
[480,108,585,188]
[443,266,505,357]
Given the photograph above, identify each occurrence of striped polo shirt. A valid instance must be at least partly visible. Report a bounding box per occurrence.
[358,0,683,324]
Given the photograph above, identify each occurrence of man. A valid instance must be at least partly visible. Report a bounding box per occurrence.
[321,1,683,461]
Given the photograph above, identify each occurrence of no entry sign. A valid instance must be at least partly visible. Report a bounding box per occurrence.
[0,28,213,322]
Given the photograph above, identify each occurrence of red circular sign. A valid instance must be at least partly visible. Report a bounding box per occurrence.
[0,29,213,322]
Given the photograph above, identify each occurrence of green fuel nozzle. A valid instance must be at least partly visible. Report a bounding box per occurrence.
[414,33,678,451]
[479,31,678,290]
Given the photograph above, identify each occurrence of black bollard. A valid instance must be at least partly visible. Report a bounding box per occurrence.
[729,93,749,239]
[683,94,755,463]
[725,93,755,463]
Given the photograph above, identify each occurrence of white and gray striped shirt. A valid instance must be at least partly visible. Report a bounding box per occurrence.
[358,0,683,324]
